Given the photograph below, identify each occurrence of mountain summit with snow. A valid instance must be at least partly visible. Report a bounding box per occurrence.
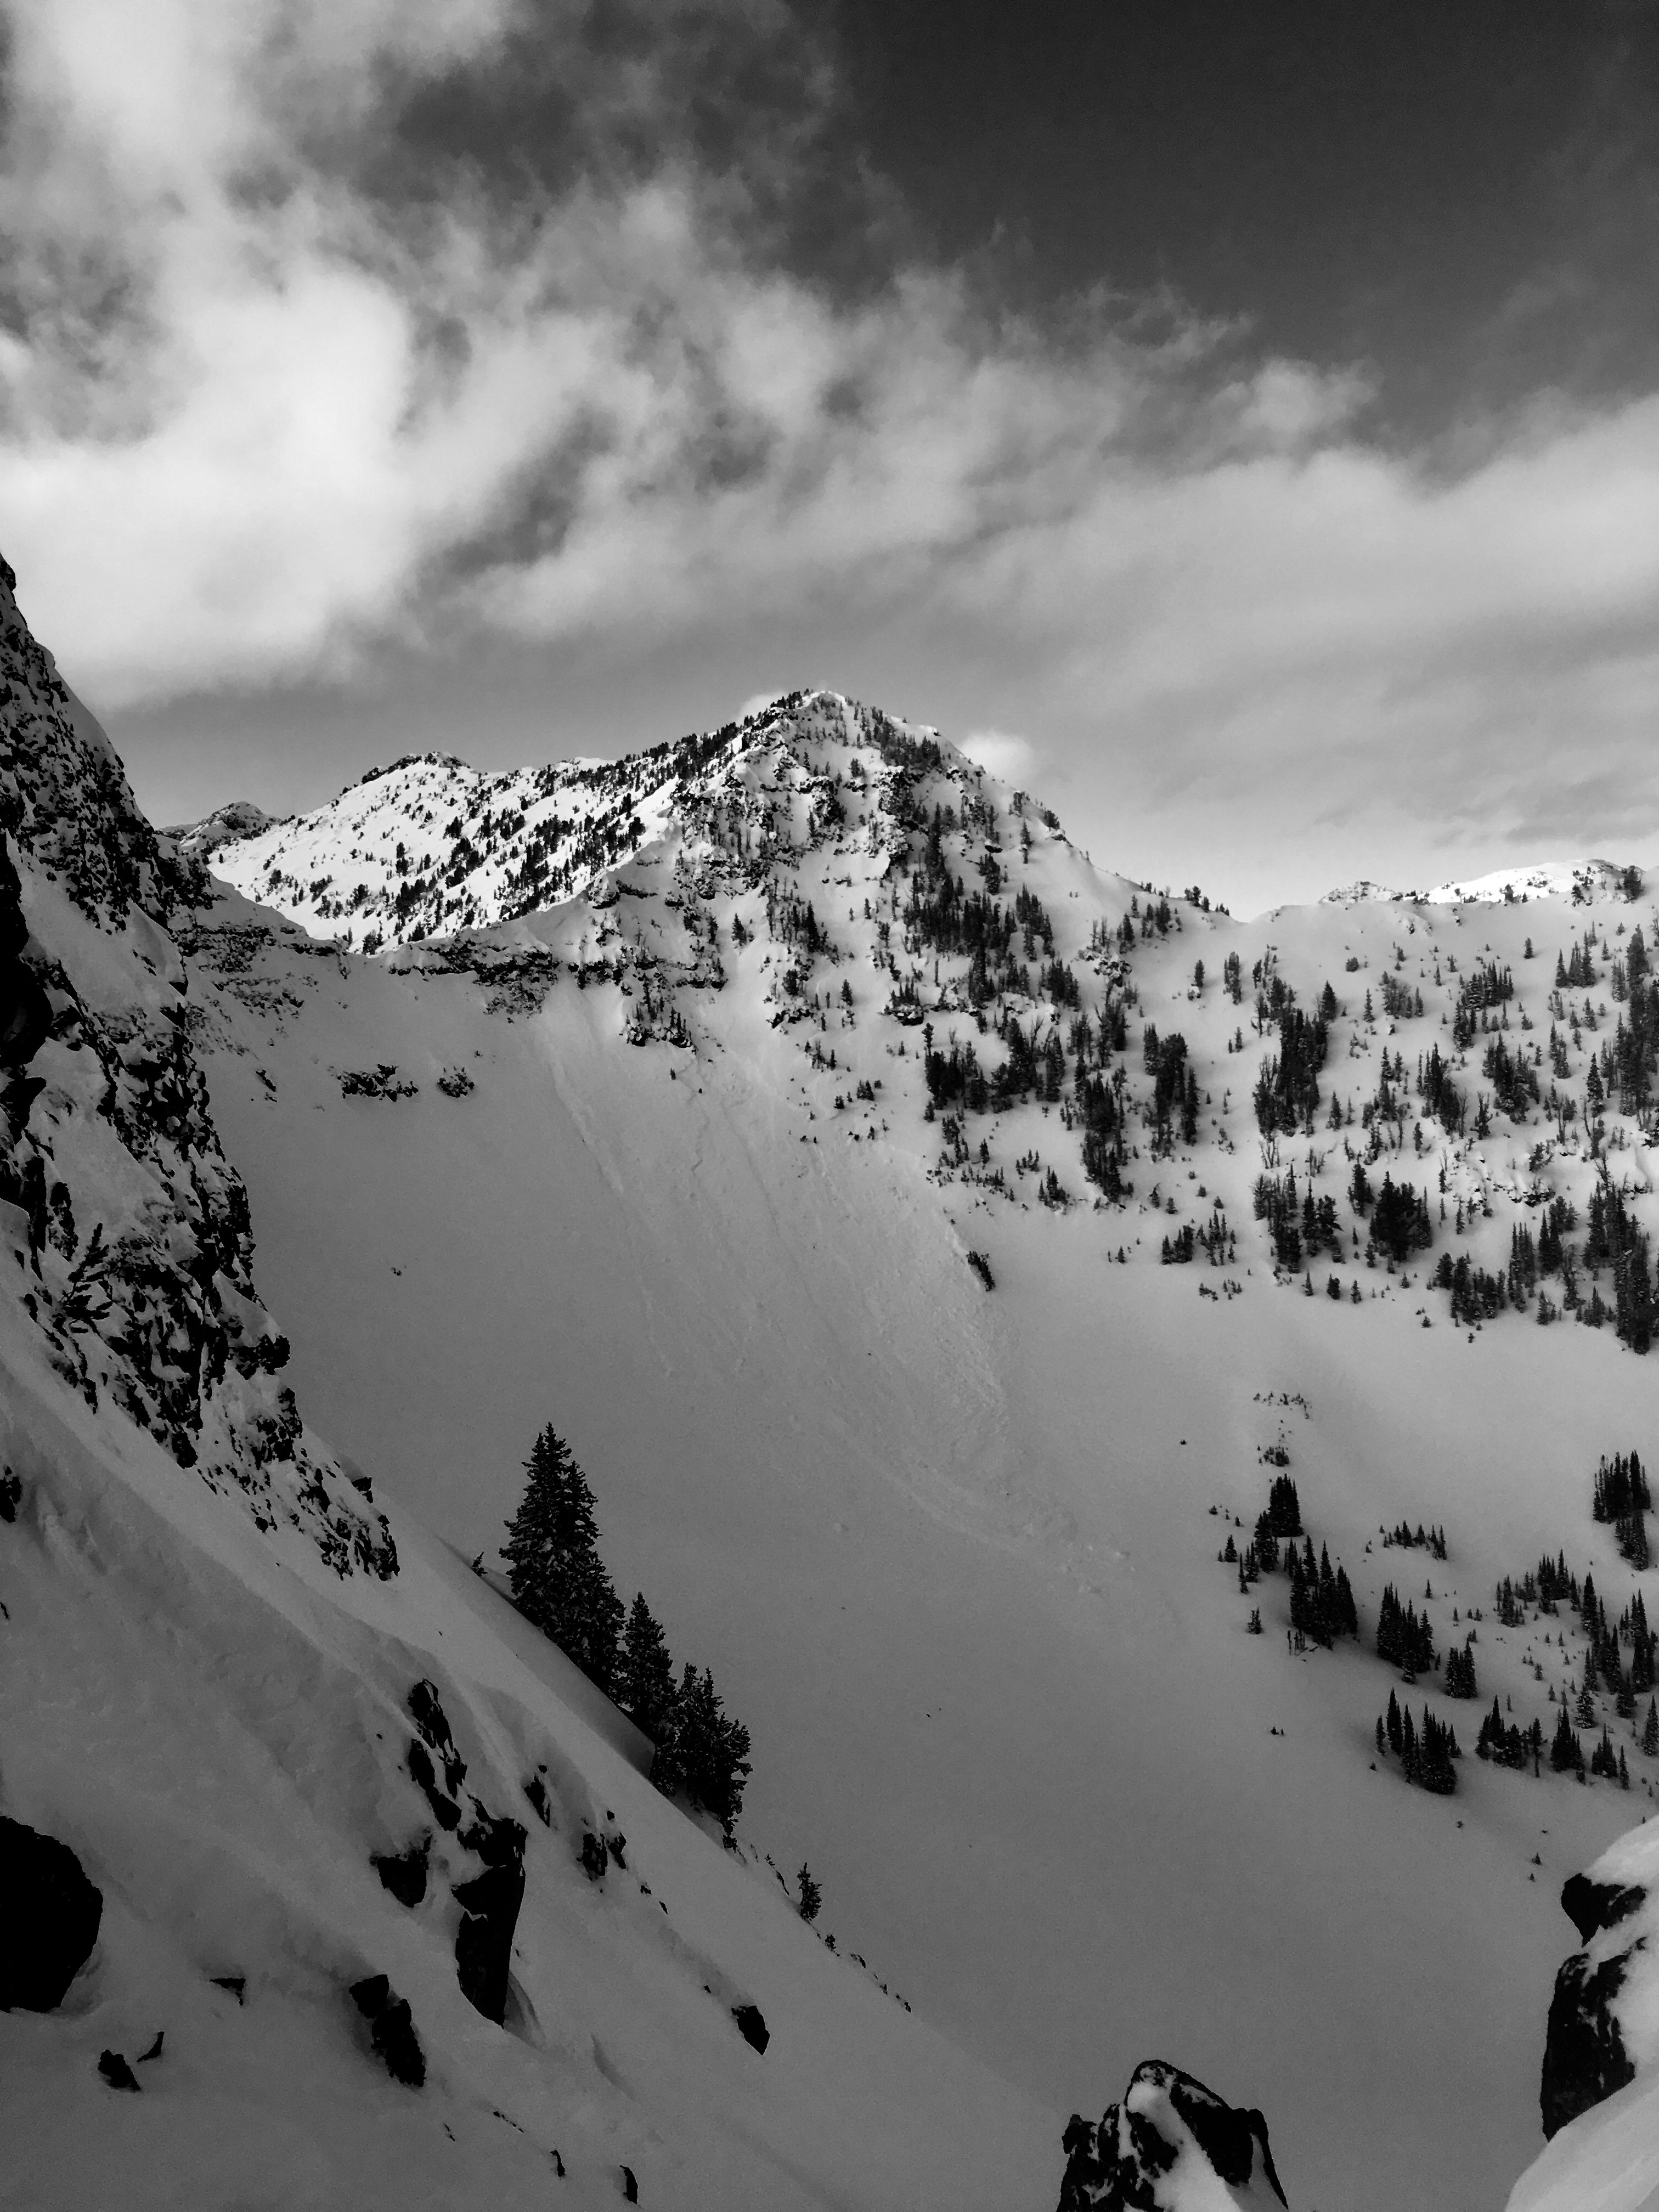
[1324,859,1643,910]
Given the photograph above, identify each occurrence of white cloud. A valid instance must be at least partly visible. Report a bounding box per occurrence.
[958,731,1035,782]
[737,690,792,721]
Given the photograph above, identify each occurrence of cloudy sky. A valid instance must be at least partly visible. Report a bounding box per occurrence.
[3,0,1658,913]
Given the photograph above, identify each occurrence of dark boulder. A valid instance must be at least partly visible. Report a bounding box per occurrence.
[348,1973,426,2088]
[0,1815,103,2011]
[1058,2059,1286,2209]
[1560,1872,1646,1945]
[453,1815,527,2025]
[371,1841,430,1908]
[1541,1949,1636,2138]
[407,1739,461,1831]
[731,2003,769,2054]
[408,1680,467,1795]
[97,2049,140,2092]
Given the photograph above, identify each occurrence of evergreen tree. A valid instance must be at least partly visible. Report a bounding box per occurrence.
[1376,1583,1435,1673]
[1419,1707,1458,1795]
[797,1864,822,1922]
[656,1664,752,1833]
[1551,1705,1585,1775]
[502,1426,625,1691]
[1645,1698,1659,1758]
[617,1593,677,1737]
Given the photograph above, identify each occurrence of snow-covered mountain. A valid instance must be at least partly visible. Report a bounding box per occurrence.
[0,565,1064,2208]
[16,523,1659,2209]
[1324,858,1644,910]
[164,680,1659,2210]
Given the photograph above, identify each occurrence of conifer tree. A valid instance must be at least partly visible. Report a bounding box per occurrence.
[1418,1707,1458,1795]
[656,1664,752,1833]
[617,1593,677,1737]
[797,1864,822,1922]
[502,1426,625,1691]
[1644,1698,1659,1758]
[1551,1705,1585,1774]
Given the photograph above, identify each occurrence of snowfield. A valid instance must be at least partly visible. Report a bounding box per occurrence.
[5,543,1659,2212]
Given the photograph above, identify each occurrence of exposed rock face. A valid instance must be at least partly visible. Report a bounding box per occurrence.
[1559,1873,1646,1946]
[348,1973,425,2087]
[0,558,396,1576]
[0,1815,103,2010]
[1541,1952,1637,2138]
[453,1812,527,2026]
[1539,1862,1648,2141]
[1530,1831,1659,2155]
[400,1678,527,2025]
[1058,2061,1287,2210]
[371,1841,430,1909]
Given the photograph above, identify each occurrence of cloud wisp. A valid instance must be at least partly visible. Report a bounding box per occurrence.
[2,0,1657,905]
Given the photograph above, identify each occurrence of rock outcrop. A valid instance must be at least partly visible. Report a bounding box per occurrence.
[0,558,396,1576]
[0,1814,103,2011]
[1540,1864,1650,2138]
[348,1973,426,2087]
[1058,2059,1287,2209]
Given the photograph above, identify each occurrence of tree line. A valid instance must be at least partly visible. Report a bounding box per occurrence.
[502,1427,752,1832]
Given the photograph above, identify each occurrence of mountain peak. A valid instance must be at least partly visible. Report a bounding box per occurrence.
[183,689,1007,952]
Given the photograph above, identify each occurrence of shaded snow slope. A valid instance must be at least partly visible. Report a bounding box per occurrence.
[182,698,1659,2210]
[0,566,1057,2208]
[0,1307,1055,2211]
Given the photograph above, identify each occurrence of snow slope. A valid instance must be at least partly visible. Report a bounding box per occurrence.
[1325,859,1643,909]
[0,567,1058,2209]
[179,695,1659,2209]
